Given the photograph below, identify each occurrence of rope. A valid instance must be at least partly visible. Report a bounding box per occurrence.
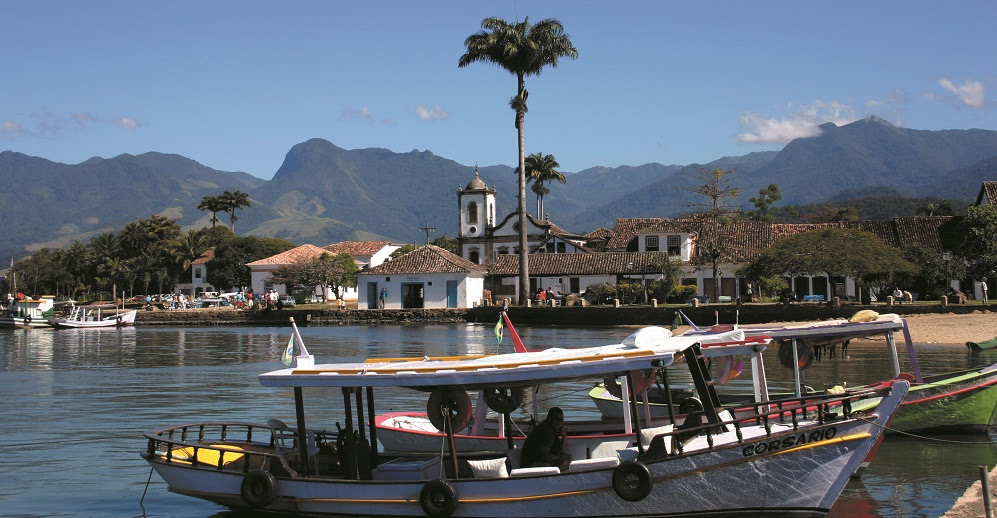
[139,466,154,509]
[856,415,996,444]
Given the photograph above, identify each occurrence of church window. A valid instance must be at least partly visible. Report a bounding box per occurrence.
[467,202,479,224]
[469,250,480,264]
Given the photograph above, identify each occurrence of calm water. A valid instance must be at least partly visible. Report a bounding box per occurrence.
[1,324,995,517]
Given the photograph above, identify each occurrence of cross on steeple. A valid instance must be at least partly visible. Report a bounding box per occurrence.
[419,223,436,245]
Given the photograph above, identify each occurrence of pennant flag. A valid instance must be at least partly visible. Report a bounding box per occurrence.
[281,334,295,366]
[494,317,504,345]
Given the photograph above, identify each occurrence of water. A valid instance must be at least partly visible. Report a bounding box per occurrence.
[1,324,995,517]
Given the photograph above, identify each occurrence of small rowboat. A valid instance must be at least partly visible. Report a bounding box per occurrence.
[966,336,997,351]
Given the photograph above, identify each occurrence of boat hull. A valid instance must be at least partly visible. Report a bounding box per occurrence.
[0,316,53,329]
[889,366,997,434]
[51,309,137,328]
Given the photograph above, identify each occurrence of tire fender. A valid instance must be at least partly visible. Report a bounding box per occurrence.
[240,469,277,508]
[612,460,653,502]
[419,479,458,517]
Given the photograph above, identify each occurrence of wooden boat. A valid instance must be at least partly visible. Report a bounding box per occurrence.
[50,303,137,328]
[0,295,55,329]
[674,311,997,435]
[143,321,909,516]
[966,336,997,351]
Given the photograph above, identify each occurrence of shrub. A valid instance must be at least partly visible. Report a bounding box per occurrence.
[668,284,699,304]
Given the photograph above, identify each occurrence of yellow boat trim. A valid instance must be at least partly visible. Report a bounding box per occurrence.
[776,432,871,456]
[295,349,656,375]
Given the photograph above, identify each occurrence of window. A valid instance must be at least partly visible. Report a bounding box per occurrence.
[467,202,479,224]
[194,267,202,279]
[667,235,681,256]
[497,247,509,255]
[645,236,659,252]
[556,242,566,253]
[546,242,555,253]
[469,250,480,264]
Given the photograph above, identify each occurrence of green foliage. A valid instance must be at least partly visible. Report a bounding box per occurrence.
[391,244,417,258]
[683,168,741,301]
[525,152,566,217]
[748,184,782,221]
[207,236,295,291]
[668,284,699,304]
[431,236,459,254]
[956,204,997,279]
[897,243,965,300]
[739,228,916,287]
[583,282,615,304]
[755,276,789,299]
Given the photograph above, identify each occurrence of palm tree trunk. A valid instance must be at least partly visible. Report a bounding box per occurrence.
[516,75,530,305]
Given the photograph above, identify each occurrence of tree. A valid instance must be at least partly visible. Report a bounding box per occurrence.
[916,201,955,217]
[220,190,252,233]
[391,244,417,258]
[748,184,782,222]
[197,195,226,228]
[956,204,997,281]
[171,229,208,275]
[459,17,577,305]
[900,243,965,300]
[430,236,459,254]
[738,228,916,299]
[525,152,566,218]
[269,252,360,301]
[683,168,741,302]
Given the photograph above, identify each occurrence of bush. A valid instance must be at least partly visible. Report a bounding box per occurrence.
[584,283,616,304]
[668,284,699,304]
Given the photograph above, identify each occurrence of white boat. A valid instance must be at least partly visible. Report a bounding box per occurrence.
[0,295,56,329]
[143,323,908,517]
[50,303,137,328]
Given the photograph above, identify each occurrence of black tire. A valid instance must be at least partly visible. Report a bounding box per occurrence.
[612,460,653,502]
[24,314,31,324]
[427,387,472,433]
[482,387,524,414]
[419,479,458,517]
[240,469,277,508]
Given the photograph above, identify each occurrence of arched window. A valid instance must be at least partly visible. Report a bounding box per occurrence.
[497,247,509,255]
[467,202,479,225]
[469,250,480,264]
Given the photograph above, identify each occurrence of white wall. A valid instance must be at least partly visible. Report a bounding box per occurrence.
[357,273,485,309]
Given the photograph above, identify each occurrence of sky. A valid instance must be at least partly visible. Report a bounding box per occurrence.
[2,1,995,180]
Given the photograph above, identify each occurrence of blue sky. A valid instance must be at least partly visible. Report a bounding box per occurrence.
[2,1,994,180]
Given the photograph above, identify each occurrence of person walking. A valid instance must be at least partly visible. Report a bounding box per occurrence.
[983,279,989,305]
[379,288,387,309]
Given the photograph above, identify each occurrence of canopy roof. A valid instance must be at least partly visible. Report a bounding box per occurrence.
[259,327,759,390]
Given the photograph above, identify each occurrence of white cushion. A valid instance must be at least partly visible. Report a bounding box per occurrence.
[639,424,674,447]
[568,456,620,471]
[510,466,561,476]
[590,439,631,459]
[467,457,509,478]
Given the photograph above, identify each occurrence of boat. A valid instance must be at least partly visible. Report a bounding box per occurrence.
[143,320,909,516]
[50,303,137,328]
[669,310,997,435]
[967,336,997,351]
[0,295,56,329]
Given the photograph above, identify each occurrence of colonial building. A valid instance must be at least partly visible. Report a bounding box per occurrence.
[246,244,333,299]
[358,245,487,309]
[177,248,218,297]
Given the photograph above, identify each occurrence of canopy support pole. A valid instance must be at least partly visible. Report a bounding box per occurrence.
[293,387,310,477]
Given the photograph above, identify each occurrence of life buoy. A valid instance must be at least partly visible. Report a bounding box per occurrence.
[482,387,524,414]
[427,387,473,433]
[603,369,654,399]
[419,479,458,517]
[240,469,277,508]
[778,340,814,370]
[612,460,653,501]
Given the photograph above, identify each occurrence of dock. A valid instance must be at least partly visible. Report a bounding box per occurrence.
[944,465,997,517]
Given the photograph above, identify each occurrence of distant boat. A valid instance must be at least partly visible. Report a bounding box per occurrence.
[50,303,137,329]
[0,295,56,329]
[967,337,997,351]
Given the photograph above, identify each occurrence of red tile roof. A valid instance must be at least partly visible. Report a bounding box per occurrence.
[323,240,391,256]
[977,181,997,206]
[191,248,215,265]
[363,245,488,275]
[245,244,329,266]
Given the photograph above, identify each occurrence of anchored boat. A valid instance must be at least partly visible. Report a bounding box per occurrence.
[142,322,908,516]
[0,295,56,329]
[50,303,137,328]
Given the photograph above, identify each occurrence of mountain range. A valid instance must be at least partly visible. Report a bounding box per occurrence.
[1,116,996,261]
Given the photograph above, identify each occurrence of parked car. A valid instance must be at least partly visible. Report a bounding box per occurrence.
[279,295,296,308]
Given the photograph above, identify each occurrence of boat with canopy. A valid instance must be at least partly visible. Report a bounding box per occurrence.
[143,318,908,516]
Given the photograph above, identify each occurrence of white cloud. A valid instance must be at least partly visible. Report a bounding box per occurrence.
[737,100,859,143]
[927,78,985,108]
[415,105,448,121]
[115,117,139,129]
[1,120,28,139]
[340,106,372,120]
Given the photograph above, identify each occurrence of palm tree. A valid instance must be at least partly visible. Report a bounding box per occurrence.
[118,221,148,257]
[220,190,252,234]
[459,17,577,304]
[197,195,226,228]
[916,201,955,217]
[171,229,207,274]
[525,152,566,218]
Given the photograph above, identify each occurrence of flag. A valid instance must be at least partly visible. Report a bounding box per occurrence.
[494,317,504,345]
[281,334,295,366]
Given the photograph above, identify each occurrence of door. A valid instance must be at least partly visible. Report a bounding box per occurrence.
[402,283,424,309]
[446,281,458,308]
[367,282,379,309]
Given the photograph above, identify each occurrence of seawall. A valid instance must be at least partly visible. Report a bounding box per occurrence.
[133,303,991,327]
